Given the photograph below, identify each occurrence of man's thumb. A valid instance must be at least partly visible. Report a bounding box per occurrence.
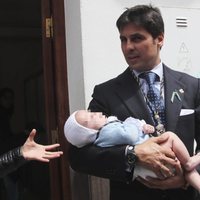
[153,133,169,144]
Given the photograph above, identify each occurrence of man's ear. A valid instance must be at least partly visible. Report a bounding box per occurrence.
[157,33,164,49]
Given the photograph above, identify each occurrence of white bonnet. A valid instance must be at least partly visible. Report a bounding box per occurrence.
[64,111,98,148]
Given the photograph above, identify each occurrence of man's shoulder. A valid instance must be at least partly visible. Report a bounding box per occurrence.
[164,64,198,81]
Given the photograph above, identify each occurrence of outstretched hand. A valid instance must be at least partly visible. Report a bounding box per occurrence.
[21,129,63,162]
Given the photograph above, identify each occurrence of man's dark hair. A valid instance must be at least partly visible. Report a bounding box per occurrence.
[116,4,164,38]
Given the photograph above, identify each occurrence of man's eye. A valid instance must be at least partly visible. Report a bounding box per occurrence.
[120,37,127,43]
[131,36,143,42]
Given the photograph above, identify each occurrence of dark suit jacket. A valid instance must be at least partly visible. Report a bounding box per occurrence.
[69,65,200,200]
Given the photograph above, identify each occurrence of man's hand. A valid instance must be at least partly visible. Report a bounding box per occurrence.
[134,134,178,178]
[137,161,186,189]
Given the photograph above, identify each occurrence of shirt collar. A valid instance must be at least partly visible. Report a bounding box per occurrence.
[132,62,163,82]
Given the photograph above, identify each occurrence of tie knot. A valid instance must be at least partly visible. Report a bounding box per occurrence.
[139,72,159,85]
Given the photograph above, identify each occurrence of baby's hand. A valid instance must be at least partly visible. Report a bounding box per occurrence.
[143,124,155,134]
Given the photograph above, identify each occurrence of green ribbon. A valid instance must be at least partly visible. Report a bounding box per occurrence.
[171,91,181,103]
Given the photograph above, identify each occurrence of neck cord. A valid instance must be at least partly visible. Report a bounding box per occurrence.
[134,73,165,135]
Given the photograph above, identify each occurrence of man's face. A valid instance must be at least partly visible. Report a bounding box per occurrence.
[119,23,164,72]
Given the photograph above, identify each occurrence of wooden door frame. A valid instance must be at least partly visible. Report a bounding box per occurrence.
[42,0,71,199]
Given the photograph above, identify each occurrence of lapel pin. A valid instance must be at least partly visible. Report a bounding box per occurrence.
[179,89,184,93]
[171,90,182,103]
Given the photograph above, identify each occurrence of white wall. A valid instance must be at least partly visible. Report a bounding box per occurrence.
[64,0,200,113]
[64,0,85,113]
[161,6,200,77]
[64,1,200,199]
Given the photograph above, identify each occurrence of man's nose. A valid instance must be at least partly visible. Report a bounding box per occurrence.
[126,40,135,50]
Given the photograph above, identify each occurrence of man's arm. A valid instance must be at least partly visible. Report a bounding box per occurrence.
[69,144,130,182]
[69,132,179,182]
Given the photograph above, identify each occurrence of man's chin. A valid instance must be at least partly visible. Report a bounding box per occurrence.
[129,65,143,72]
[129,64,154,72]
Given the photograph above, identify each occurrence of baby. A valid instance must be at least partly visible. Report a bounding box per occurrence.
[64,110,200,191]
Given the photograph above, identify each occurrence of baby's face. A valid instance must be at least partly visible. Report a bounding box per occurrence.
[76,110,107,130]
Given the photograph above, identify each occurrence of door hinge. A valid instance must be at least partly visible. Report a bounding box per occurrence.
[51,128,59,143]
[45,17,53,38]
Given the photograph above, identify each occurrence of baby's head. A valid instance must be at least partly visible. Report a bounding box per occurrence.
[75,110,107,129]
[64,110,107,147]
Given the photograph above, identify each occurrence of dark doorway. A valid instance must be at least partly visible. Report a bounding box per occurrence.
[0,0,71,199]
[0,1,51,199]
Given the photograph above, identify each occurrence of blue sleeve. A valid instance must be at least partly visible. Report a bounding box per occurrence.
[94,122,140,147]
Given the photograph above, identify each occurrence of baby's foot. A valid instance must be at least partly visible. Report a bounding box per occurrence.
[185,152,200,171]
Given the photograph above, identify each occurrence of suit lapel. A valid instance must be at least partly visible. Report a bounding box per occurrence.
[113,66,185,130]
[114,68,154,124]
[164,66,185,131]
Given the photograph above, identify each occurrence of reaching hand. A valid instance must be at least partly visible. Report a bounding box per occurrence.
[21,129,63,162]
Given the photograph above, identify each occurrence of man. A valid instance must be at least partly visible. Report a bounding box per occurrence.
[69,4,200,200]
